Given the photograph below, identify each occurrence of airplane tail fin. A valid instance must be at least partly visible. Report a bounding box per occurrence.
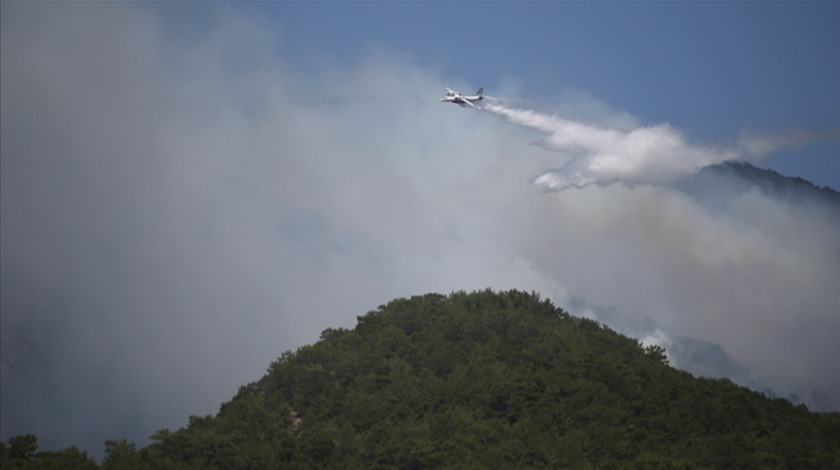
[476,87,484,96]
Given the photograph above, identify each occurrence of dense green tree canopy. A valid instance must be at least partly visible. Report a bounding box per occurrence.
[4,290,839,468]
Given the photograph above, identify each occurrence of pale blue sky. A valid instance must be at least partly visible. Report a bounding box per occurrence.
[260,1,839,187]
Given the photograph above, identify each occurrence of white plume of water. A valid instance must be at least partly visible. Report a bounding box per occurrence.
[480,101,819,191]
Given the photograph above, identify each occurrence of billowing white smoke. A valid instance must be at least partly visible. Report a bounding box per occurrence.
[480,101,820,191]
[640,329,676,367]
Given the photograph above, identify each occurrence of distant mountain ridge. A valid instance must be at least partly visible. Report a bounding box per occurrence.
[605,162,840,412]
[680,161,840,206]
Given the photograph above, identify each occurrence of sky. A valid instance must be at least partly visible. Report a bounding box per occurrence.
[1,0,839,459]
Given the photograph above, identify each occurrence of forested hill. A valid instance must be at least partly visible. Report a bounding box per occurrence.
[3,290,840,469]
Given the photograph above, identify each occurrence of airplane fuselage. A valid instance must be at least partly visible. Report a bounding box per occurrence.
[441,95,483,104]
[441,87,484,107]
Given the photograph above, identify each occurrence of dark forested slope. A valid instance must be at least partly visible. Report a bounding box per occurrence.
[3,290,839,469]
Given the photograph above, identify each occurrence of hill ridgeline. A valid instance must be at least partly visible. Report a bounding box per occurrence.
[3,290,838,468]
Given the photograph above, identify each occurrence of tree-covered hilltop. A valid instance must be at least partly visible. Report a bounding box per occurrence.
[3,290,840,469]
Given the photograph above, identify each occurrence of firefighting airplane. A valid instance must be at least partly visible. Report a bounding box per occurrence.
[441,87,484,107]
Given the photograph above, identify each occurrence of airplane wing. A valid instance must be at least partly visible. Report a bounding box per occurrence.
[460,99,476,108]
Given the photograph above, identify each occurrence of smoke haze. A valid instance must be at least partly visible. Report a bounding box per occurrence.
[2,2,838,458]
